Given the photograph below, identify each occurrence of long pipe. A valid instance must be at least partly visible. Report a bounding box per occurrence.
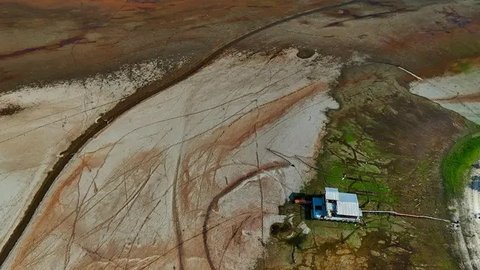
[362,210,451,223]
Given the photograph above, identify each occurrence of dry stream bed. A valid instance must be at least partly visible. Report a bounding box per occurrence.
[0,0,479,269]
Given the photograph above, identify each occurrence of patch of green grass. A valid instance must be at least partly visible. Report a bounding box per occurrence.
[341,122,358,145]
[442,132,480,197]
[322,159,345,183]
[308,117,394,208]
[456,61,473,73]
[305,129,397,220]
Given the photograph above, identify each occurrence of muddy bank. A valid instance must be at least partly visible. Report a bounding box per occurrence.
[261,63,470,269]
[0,0,342,93]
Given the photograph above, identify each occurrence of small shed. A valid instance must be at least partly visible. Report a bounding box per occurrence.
[311,187,362,222]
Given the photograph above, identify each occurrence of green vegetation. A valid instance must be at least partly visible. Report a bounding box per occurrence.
[442,131,480,197]
[262,65,466,269]
[298,65,464,268]
[456,61,473,73]
[308,117,395,208]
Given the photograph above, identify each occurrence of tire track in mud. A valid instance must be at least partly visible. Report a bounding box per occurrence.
[202,162,290,270]
[0,0,357,265]
[172,144,186,270]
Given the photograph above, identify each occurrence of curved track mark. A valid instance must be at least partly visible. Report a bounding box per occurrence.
[202,162,289,270]
[172,145,186,270]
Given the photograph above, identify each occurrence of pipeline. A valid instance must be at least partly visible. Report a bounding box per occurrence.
[362,210,451,223]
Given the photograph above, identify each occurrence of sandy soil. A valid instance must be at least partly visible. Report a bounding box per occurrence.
[3,48,341,269]
[0,59,169,249]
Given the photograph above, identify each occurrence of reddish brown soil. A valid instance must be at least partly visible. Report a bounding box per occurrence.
[0,0,336,92]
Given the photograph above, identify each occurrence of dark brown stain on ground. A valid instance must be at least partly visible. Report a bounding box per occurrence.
[296,48,315,59]
[0,104,24,116]
[368,94,464,158]
[0,35,87,61]
[0,0,338,92]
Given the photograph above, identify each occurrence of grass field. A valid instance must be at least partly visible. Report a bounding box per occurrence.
[442,131,480,198]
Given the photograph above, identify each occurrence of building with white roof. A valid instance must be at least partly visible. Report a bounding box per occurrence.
[311,187,362,222]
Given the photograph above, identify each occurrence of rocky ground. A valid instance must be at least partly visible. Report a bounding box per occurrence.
[0,0,479,269]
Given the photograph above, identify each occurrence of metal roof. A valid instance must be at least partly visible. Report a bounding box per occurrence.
[325,187,339,201]
[336,192,362,217]
[339,192,358,203]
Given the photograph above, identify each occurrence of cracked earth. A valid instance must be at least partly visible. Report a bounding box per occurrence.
[1,0,479,269]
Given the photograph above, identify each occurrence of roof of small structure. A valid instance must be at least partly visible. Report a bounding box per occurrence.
[325,187,339,201]
[336,192,362,217]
